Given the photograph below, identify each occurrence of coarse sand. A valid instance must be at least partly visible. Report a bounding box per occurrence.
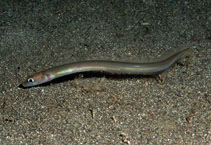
[0,0,210,144]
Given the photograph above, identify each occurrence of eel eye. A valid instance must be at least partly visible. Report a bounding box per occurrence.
[28,78,34,83]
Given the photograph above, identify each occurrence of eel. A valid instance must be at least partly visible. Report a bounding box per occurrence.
[21,47,191,87]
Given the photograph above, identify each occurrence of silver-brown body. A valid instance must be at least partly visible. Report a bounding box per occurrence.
[21,47,191,87]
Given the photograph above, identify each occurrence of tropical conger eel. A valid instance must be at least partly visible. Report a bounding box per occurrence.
[21,47,191,87]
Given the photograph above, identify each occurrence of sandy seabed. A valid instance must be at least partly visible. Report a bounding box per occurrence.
[0,0,210,144]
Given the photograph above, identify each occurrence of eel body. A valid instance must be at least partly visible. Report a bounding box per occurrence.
[21,47,191,87]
